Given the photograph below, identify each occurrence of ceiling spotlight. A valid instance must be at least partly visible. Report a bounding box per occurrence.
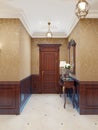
[46,22,53,38]
[75,0,90,19]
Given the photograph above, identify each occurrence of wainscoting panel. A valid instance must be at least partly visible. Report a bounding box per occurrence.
[0,75,32,114]
[0,82,20,114]
[20,75,32,109]
[79,81,98,114]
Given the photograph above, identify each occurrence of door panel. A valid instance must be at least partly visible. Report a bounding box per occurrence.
[41,52,58,93]
[38,44,61,93]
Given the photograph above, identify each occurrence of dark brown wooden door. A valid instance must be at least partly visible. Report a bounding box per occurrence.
[38,44,61,93]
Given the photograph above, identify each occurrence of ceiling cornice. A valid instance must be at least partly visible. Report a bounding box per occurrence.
[65,16,79,38]
[0,9,20,18]
[87,10,98,18]
[19,11,33,37]
[65,10,98,37]
[18,10,98,38]
[0,9,98,38]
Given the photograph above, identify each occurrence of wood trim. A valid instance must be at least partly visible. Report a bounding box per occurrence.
[0,81,20,114]
[38,44,61,48]
[38,44,61,52]
[0,75,32,115]
[79,81,98,85]
[20,75,32,110]
[70,75,98,114]
[79,81,98,115]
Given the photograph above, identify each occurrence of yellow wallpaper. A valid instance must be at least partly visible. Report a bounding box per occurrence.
[31,38,68,74]
[0,19,20,81]
[0,19,31,81]
[2,18,98,81]
[19,22,31,80]
[69,19,98,81]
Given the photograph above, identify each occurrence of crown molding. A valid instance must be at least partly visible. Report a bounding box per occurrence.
[0,9,33,37]
[19,11,33,37]
[65,16,79,38]
[0,9,20,18]
[0,8,77,38]
[0,9,98,38]
[32,32,66,38]
[87,10,98,18]
[65,10,98,37]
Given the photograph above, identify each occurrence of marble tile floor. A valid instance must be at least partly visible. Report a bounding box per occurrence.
[0,94,98,130]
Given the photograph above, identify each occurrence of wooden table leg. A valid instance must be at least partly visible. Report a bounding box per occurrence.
[64,92,66,108]
[72,86,75,108]
[63,86,66,108]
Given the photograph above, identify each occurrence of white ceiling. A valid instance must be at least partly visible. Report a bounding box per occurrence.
[0,0,98,38]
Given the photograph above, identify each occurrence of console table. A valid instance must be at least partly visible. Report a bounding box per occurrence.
[59,77,75,108]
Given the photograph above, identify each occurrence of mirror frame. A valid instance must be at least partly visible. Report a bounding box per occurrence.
[68,39,76,74]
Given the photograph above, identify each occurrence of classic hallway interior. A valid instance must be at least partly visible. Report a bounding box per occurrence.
[0,94,98,130]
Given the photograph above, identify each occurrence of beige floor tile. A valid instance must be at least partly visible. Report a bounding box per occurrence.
[0,94,98,130]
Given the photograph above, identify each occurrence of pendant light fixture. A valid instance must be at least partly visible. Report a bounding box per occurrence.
[46,22,53,38]
[75,0,90,19]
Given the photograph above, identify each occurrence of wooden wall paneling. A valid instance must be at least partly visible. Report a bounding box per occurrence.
[0,82,20,114]
[79,81,98,114]
[32,74,41,93]
[0,75,32,115]
[70,75,98,115]
[74,80,79,109]
[20,75,32,111]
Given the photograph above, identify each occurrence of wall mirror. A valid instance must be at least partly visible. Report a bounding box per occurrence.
[68,39,76,74]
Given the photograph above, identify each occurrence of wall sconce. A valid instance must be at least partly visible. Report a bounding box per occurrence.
[46,22,53,38]
[75,0,90,19]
